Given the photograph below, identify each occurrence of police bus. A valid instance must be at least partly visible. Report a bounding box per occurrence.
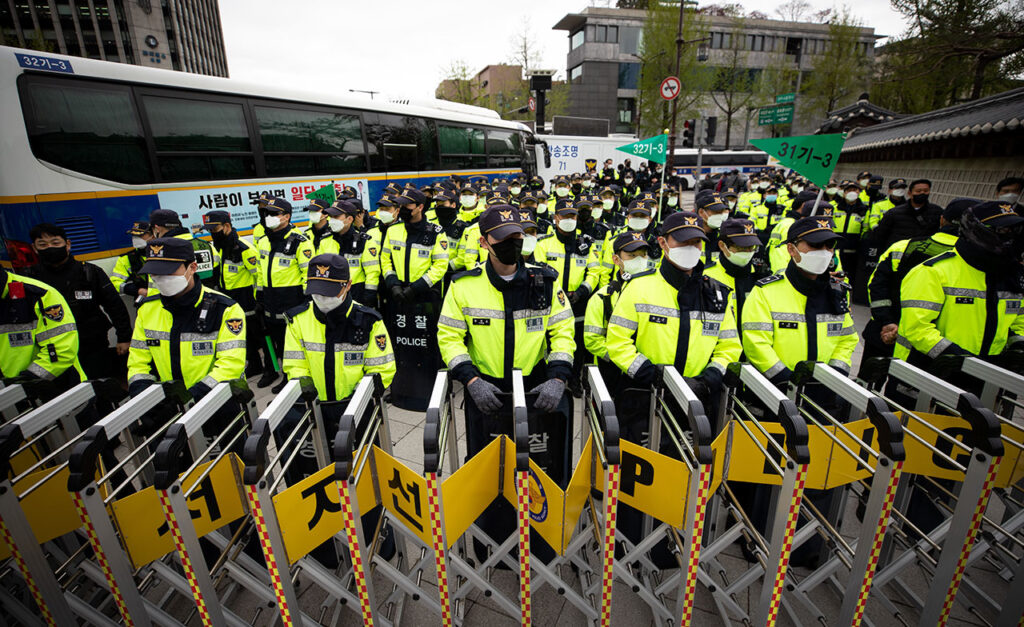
[670,148,772,190]
[0,45,533,271]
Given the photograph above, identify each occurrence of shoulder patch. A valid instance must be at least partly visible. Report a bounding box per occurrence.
[923,250,956,267]
[756,273,785,286]
[226,318,244,335]
[42,303,65,322]
[557,289,567,306]
[452,267,484,282]
[375,333,387,351]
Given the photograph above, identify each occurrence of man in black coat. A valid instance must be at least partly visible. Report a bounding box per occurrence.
[870,178,944,251]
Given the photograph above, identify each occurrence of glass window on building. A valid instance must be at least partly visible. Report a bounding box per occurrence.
[618,63,640,89]
[711,32,722,49]
[620,26,642,55]
[571,29,584,50]
[616,98,635,134]
[569,64,583,83]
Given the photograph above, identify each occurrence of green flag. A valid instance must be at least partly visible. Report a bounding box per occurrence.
[748,134,845,189]
[304,183,336,204]
[616,134,668,165]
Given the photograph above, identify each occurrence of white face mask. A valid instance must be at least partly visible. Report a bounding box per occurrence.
[152,273,189,297]
[460,195,477,208]
[264,215,283,230]
[312,293,345,313]
[583,181,594,188]
[845,192,859,202]
[628,217,650,231]
[727,249,755,267]
[792,186,804,194]
[668,196,678,207]
[624,177,633,184]
[728,200,737,210]
[510,186,522,195]
[557,218,577,233]
[522,235,538,255]
[591,207,604,220]
[827,187,839,195]
[891,188,906,198]
[759,182,769,189]
[555,187,570,197]
[794,249,833,275]
[621,256,648,276]
[602,199,614,210]
[997,192,1019,204]
[377,210,395,225]
[328,217,346,232]
[668,245,702,270]
[706,212,728,229]
[858,178,869,188]
[308,211,323,224]
[132,236,148,249]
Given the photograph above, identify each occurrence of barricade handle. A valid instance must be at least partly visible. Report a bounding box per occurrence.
[956,395,1004,457]
[332,410,357,482]
[728,363,810,464]
[512,370,530,473]
[242,379,306,484]
[585,365,620,466]
[153,423,188,490]
[663,366,714,464]
[0,381,95,477]
[865,397,906,461]
[0,423,25,478]
[67,424,109,492]
[423,371,450,475]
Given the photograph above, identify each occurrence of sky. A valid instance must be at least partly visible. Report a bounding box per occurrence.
[219,0,907,101]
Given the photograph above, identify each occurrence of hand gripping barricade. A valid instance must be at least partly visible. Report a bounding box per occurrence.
[858,357,1012,627]
[764,360,907,627]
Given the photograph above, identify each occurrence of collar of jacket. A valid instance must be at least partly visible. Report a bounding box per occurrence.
[659,258,704,291]
[313,296,354,326]
[785,260,829,296]
[160,279,203,313]
[485,259,525,293]
[267,224,294,241]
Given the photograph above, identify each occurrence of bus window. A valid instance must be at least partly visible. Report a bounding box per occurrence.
[142,95,254,182]
[364,113,436,173]
[486,129,522,168]
[255,105,367,176]
[20,77,152,184]
[439,125,487,169]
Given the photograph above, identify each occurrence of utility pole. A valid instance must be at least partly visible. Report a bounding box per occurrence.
[665,0,687,195]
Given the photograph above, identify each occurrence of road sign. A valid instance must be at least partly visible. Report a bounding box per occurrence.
[528,97,536,112]
[758,104,794,126]
[616,134,668,164]
[660,76,681,101]
[775,92,796,104]
[749,133,845,189]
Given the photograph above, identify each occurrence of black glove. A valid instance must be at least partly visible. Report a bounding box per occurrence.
[570,285,591,306]
[188,381,212,403]
[128,377,155,397]
[631,361,663,387]
[467,378,503,414]
[530,379,566,413]
[683,376,709,399]
[390,284,407,304]
[7,371,55,402]
[768,367,793,390]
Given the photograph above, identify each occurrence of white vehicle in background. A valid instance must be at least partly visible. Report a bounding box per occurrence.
[669,149,772,190]
[532,134,638,181]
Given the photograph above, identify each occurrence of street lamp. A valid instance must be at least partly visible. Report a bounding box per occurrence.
[696,41,709,62]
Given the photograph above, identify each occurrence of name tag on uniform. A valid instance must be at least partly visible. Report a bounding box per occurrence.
[1006,300,1021,313]
[277,258,291,267]
[779,321,799,329]
[649,315,668,325]
[525,317,543,332]
[146,339,161,347]
[192,341,214,356]
[575,258,586,266]
[418,249,430,257]
[9,332,31,347]
[226,264,239,273]
[74,290,92,300]
[702,321,720,336]
[473,318,490,326]
[955,297,974,304]
[343,352,364,366]
[826,322,844,336]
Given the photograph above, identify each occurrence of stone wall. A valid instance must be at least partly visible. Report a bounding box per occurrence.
[834,157,1024,207]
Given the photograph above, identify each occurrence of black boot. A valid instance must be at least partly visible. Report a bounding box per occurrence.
[256,372,279,389]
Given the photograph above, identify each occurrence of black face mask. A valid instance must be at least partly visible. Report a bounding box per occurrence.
[399,207,413,221]
[434,205,457,221]
[38,246,69,265]
[912,193,929,206]
[489,238,523,265]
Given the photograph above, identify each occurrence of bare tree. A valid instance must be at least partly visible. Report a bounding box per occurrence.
[800,8,869,120]
[508,20,544,79]
[436,59,477,105]
[775,0,812,21]
[708,17,759,147]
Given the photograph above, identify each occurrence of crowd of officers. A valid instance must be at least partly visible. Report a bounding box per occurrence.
[1,163,1022,557]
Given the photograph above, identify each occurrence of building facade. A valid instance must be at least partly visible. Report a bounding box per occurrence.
[553,6,877,144]
[2,0,229,77]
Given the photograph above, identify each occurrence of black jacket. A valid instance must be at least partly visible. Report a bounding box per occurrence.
[871,201,944,251]
[25,258,132,346]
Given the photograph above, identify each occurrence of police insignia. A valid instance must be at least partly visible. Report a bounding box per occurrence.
[684,216,698,226]
[303,249,312,259]
[226,319,244,335]
[315,264,330,278]
[744,224,755,234]
[148,244,164,257]
[817,219,829,229]
[43,304,64,322]
[375,334,387,350]
[585,158,597,171]
[557,290,566,306]
[499,210,513,221]
[369,247,377,256]
[440,240,448,249]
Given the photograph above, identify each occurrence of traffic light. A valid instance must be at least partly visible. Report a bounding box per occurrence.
[682,119,695,148]
[705,116,718,147]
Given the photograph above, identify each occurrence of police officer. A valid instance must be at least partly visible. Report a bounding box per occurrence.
[283,253,395,402]
[864,178,907,234]
[704,218,765,327]
[872,178,944,251]
[150,209,218,285]
[254,197,315,391]
[601,200,662,284]
[606,211,741,421]
[696,195,731,264]
[380,188,449,410]
[25,223,132,383]
[127,238,246,402]
[584,232,650,393]
[304,198,334,252]
[201,210,268,379]
[317,200,378,305]
[740,216,858,566]
[834,180,867,282]
[437,205,575,559]
[112,221,155,304]
[0,265,82,397]
[895,202,1024,372]
[578,196,614,286]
